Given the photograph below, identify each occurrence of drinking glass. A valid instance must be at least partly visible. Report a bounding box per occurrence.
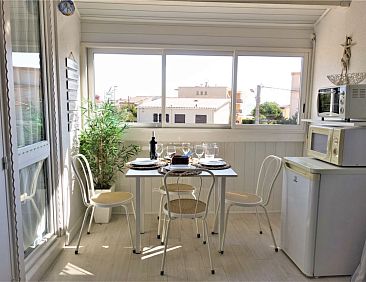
[156,143,164,160]
[181,142,191,156]
[166,145,176,158]
[205,144,215,159]
[195,144,205,160]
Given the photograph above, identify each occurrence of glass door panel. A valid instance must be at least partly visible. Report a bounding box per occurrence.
[10,0,45,148]
[19,160,47,254]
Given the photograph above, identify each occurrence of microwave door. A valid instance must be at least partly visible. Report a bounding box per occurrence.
[332,91,340,115]
[308,128,332,162]
[318,92,331,115]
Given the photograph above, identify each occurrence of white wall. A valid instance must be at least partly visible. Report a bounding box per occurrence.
[312,1,366,119]
[56,10,82,244]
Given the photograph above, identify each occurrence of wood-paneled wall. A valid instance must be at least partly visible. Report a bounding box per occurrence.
[81,21,313,49]
[114,141,303,215]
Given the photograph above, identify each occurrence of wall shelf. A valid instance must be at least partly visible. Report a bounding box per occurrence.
[302,119,366,127]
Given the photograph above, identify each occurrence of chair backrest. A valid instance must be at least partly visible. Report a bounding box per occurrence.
[163,168,215,219]
[255,155,282,206]
[71,154,95,207]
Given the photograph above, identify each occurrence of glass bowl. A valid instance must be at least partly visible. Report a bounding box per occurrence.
[327,72,366,86]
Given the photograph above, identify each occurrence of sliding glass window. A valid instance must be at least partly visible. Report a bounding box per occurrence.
[93,53,162,124]
[90,49,307,128]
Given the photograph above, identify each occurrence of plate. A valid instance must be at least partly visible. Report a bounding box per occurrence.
[199,159,226,167]
[130,159,158,166]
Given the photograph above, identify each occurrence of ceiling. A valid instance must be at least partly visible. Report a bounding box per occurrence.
[75,0,350,27]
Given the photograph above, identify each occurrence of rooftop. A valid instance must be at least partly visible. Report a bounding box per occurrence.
[137,97,230,110]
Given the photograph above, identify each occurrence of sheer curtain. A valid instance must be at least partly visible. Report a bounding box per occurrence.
[11,0,44,148]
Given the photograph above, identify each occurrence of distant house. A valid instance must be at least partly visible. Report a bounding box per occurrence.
[137,97,230,124]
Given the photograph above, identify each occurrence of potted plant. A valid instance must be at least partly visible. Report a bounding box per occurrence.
[79,101,140,223]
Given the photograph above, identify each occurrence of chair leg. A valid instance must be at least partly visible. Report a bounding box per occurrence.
[87,206,95,234]
[202,218,206,244]
[255,207,263,235]
[131,200,136,220]
[192,192,200,238]
[212,200,220,234]
[161,214,167,245]
[157,194,165,239]
[261,205,278,252]
[160,219,171,276]
[75,205,93,254]
[203,219,215,274]
[221,204,232,254]
[123,205,135,252]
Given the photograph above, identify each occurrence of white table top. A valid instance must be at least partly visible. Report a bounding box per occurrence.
[125,167,237,177]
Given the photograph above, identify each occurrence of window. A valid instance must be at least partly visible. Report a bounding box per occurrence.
[175,114,185,123]
[236,56,303,125]
[93,53,162,123]
[195,115,207,124]
[166,54,232,126]
[90,50,307,128]
[153,113,158,122]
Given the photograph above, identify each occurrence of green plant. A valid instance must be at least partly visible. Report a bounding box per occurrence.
[79,101,140,189]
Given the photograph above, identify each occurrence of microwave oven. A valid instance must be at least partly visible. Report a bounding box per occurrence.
[317,84,366,120]
[307,125,366,166]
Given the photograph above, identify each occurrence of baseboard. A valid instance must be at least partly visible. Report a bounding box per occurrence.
[65,213,85,246]
[25,236,63,281]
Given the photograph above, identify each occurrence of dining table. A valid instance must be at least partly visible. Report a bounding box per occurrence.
[125,162,237,254]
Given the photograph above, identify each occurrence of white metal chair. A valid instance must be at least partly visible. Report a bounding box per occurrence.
[157,181,201,242]
[71,154,135,254]
[213,155,282,254]
[160,168,216,276]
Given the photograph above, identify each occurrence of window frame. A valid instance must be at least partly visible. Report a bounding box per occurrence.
[87,47,310,131]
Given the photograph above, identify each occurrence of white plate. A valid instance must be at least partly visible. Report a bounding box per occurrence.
[199,159,226,166]
[130,159,158,166]
[165,164,194,170]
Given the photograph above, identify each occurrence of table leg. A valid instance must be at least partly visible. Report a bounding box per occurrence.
[134,177,141,254]
[140,178,145,234]
[212,180,219,234]
[219,177,226,254]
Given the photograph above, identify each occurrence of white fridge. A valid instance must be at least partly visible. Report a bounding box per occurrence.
[281,157,366,277]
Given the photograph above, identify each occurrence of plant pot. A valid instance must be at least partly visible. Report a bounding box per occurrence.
[93,184,115,224]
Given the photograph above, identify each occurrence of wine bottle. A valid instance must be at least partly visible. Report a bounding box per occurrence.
[149,131,157,160]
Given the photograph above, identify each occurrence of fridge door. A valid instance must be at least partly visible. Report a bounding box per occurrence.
[281,162,320,277]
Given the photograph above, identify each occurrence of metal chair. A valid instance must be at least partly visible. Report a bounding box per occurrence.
[157,181,201,242]
[213,155,282,253]
[160,168,216,276]
[71,154,135,254]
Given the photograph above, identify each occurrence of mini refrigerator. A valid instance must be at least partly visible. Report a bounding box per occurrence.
[281,157,366,277]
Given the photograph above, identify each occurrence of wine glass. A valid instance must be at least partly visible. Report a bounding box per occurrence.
[166,145,176,159]
[195,144,205,160]
[181,142,191,156]
[156,143,164,161]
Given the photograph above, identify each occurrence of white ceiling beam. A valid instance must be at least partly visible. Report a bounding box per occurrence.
[159,0,351,6]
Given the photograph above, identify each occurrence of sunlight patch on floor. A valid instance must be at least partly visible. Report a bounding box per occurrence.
[141,245,182,260]
[59,262,95,276]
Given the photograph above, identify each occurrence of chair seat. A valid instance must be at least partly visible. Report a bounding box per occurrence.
[159,183,195,194]
[163,199,206,218]
[225,192,262,206]
[91,191,133,207]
